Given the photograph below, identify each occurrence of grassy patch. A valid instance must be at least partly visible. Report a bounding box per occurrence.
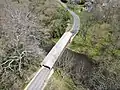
[45,69,84,90]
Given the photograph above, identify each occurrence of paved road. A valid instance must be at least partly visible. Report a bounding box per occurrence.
[68,9,80,35]
[62,2,80,35]
[25,67,54,90]
[25,0,80,90]
[25,67,51,90]
[25,32,73,90]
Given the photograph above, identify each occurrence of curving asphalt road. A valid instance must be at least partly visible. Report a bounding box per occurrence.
[67,8,80,35]
[24,0,80,90]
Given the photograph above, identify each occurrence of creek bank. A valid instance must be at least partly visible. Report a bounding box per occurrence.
[55,48,94,87]
[44,42,95,89]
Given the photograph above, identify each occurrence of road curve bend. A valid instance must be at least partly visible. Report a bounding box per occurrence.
[25,0,80,90]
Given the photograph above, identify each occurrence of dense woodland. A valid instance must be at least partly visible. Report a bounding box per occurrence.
[0,0,61,89]
[0,0,120,90]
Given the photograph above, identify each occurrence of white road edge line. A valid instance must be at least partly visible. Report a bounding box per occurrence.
[24,66,45,90]
[41,69,54,90]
